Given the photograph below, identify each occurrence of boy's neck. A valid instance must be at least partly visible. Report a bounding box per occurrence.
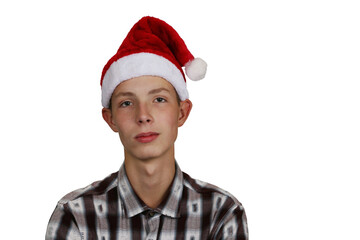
[124,153,176,209]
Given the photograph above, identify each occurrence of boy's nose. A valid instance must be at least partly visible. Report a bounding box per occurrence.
[137,105,153,124]
[138,117,151,123]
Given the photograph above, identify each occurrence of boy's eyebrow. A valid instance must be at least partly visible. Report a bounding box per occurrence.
[148,87,171,95]
[113,91,135,98]
[113,87,171,99]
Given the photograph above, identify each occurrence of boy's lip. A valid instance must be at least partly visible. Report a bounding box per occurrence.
[135,132,159,143]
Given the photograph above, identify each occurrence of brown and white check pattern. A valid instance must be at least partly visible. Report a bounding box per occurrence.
[46,163,248,240]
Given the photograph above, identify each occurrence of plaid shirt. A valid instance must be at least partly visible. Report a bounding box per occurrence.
[46,163,248,240]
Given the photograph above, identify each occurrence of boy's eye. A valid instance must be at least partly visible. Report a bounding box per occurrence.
[120,101,132,107]
[154,97,166,103]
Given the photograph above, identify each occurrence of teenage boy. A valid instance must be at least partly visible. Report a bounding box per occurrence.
[46,16,248,240]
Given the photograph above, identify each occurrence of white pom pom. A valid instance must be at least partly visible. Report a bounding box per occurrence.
[185,58,207,81]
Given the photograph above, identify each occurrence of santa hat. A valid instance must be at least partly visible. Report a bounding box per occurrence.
[100,16,207,108]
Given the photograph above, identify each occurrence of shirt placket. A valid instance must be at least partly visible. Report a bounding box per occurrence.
[145,211,159,240]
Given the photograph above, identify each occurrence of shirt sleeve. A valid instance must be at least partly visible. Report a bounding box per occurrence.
[45,203,82,240]
[212,204,249,240]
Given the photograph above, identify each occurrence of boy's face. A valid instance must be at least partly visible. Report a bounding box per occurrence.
[102,76,192,162]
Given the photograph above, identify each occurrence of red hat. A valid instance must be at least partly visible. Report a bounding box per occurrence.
[100,16,207,108]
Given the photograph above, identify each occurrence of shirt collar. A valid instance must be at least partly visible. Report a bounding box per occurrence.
[117,161,184,219]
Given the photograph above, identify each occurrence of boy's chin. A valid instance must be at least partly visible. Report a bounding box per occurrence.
[125,145,173,162]
[126,149,165,162]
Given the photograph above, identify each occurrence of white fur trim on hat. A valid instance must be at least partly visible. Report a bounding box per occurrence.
[101,52,189,108]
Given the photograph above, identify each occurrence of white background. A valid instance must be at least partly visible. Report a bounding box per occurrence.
[0,0,359,239]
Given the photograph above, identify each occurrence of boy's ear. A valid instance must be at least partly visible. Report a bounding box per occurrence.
[178,99,192,127]
[102,108,119,132]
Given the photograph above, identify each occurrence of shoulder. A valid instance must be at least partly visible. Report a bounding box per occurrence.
[46,172,119,239]
[57,171,119,206]
[182,172,249,239]
[182,171,244,209]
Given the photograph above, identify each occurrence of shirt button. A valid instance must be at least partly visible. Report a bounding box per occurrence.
[149,211,155,217]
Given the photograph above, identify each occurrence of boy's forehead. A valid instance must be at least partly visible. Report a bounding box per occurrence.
[113,76,176,96]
